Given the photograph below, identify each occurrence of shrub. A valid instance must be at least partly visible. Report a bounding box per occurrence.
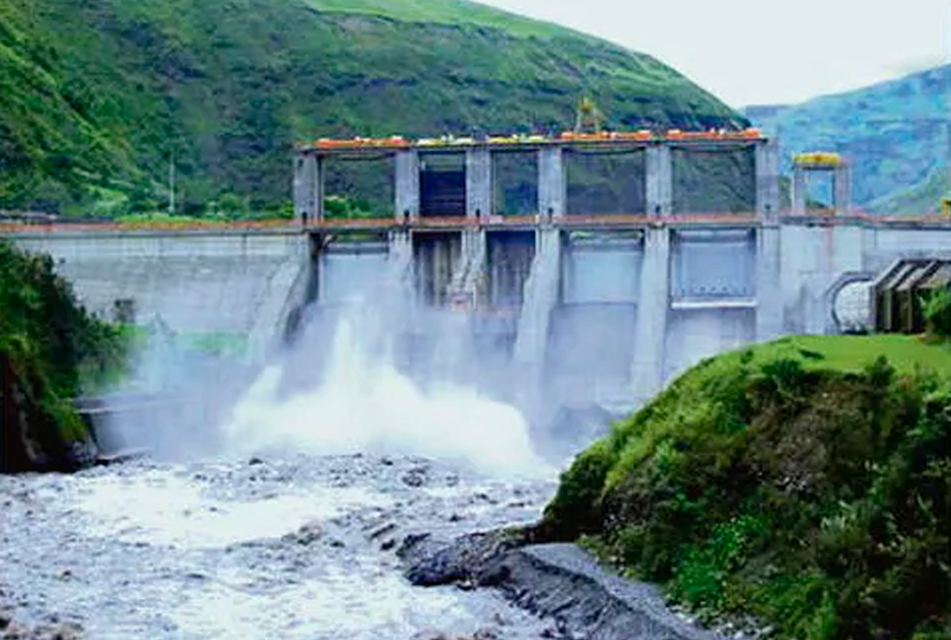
[540,339,951,640]
[922,288,951,337]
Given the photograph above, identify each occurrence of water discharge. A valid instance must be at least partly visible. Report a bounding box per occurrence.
[223,307,550,478]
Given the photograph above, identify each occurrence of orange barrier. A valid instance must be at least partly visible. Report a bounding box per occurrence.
[0,219,300,234]
[302,129,767,151]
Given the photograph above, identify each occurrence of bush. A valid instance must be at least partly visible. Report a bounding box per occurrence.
[922,288,951,337]
[0,240,129,471]
[539,339,951,640]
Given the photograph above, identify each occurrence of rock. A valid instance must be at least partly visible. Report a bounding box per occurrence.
[401,468,428,488]
[248,457,264,466]
[409,631,448,640]
[401,535,729,640]
[282,521,322,546]
[399,531,522,588]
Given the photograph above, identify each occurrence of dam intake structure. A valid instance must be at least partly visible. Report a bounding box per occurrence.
[5,130,951,440]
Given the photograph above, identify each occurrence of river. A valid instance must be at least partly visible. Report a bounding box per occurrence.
[0,453,558,639]
[1,304,571,639]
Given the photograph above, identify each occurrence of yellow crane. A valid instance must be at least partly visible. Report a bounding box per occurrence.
[574,96,604,133]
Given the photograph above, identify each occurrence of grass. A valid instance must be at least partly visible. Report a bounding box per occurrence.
[719,334,951,376]
[539,333,951,640]
[299,0,574,39]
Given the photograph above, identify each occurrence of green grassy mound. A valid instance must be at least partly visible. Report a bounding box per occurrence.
[0,240,128,471]
[539,335,951,640]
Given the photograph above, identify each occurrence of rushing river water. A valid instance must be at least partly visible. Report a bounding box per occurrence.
[0,454,558,639]
[1,303,576,639]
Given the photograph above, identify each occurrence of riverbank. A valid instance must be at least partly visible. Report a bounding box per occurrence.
[536,335,951,640]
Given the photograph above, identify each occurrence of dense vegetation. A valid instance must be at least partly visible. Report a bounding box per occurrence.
[539,335,951,640]
[745,64,949,212]
[0,0,744,216]
[0,240,127,471]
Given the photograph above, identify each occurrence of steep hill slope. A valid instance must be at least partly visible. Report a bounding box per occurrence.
[868,166,950,215]
[540,335,951,640]
[0,0,744,215]
[745,65,949,210]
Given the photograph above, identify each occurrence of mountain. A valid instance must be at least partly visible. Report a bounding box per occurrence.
[0,0,745,215]
[867,166,949,215]
[744,65,949,211]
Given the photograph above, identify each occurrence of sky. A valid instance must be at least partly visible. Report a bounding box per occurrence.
[481,0,949,107]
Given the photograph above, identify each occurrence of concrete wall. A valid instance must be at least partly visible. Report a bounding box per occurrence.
[11,217,951,413]
[11,230,309,360]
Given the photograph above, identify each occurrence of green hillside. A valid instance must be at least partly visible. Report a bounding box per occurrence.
[0,0,744,216]
[745,65,949,210]
[540,335,951,640]
[868,166,950,215]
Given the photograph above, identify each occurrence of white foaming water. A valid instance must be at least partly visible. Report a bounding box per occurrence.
[73,470,390,549]
[221,307,550,478]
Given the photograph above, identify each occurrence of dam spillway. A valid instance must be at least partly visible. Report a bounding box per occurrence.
[6,132,951,418]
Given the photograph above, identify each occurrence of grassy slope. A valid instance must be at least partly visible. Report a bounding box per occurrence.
[540,334,951,640]
[746,65,949,209]
[0,0,744,214]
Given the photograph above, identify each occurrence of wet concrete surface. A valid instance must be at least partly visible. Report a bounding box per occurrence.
[0,454,559,639]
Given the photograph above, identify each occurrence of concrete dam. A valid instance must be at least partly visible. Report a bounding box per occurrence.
[6,132,951,420]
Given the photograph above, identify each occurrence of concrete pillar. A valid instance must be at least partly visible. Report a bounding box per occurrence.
[395,150,420,222]
[755,141,779,221]
[538,147,566,218]
[755,224,783,341]
[294,153,323,223]
[631,227,670,399]
[466,148,492,220]
[448,230,487,308]
[513,227,561,370]
[792,168,807,216]
[834,165,851,215]
[646,144,673,216]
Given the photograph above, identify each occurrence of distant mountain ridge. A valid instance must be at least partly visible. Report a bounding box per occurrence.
[744,65,949,212]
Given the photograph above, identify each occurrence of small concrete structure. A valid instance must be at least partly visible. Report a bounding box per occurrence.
[791,152,851,216]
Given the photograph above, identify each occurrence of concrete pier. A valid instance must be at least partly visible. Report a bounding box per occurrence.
[792,170,807,216]
[466,149,492,220]
[755,140,779,220]
[538,148,566,218]
[630,227,669,400]
[755,225,782,341]
[834,165,851,215]
[646,145,672,216]
[513,228,562,372]
[294,154,323,222]
[395,150,421,222]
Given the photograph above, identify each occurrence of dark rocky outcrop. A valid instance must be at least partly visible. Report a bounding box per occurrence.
[399,531,729,640]
[0,354,97,474]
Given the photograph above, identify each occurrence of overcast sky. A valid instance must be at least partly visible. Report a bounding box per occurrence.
[482,0,949,107]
